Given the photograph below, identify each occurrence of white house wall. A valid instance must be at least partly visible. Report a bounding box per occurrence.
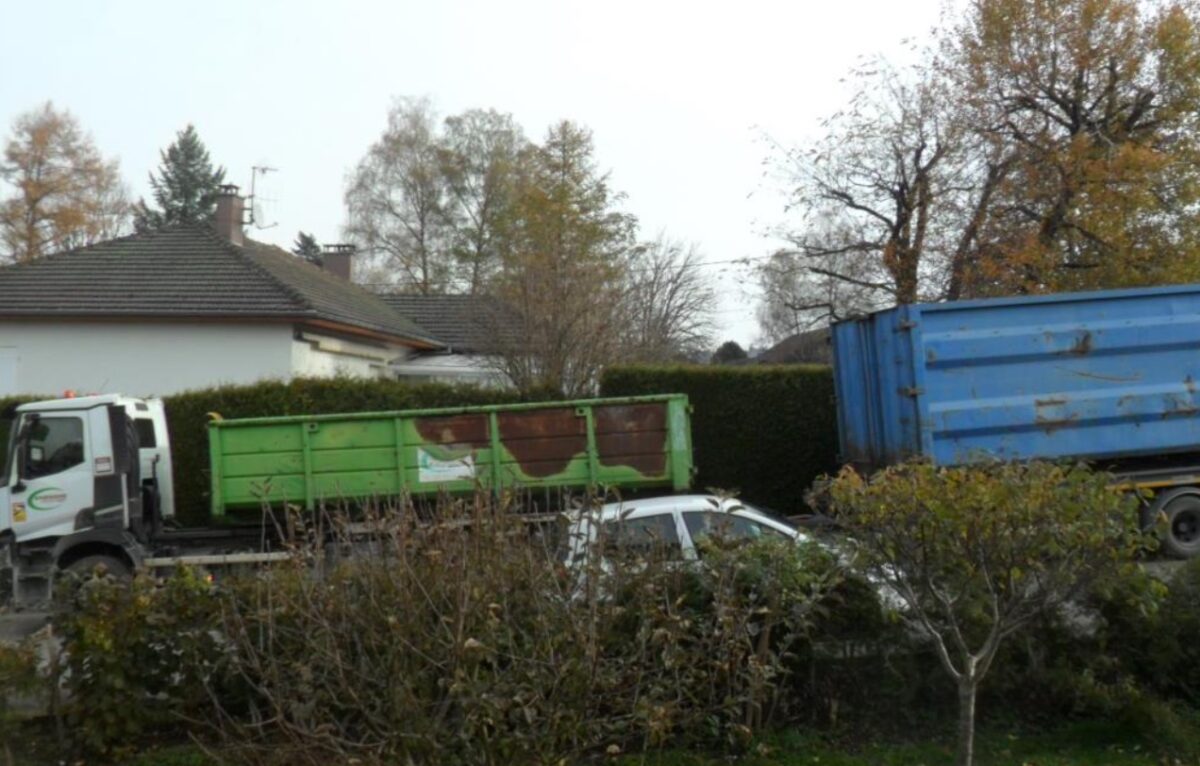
[0,321,294,396]
[291,332,397,379]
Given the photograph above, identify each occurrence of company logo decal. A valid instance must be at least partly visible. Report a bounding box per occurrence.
[28,487,67,511]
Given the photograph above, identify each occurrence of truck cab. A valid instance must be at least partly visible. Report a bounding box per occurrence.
[0,394,174,608]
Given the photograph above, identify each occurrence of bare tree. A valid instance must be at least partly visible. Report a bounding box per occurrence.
[622,235,715,362]
[0,102,130,262]
[345,97,452,293]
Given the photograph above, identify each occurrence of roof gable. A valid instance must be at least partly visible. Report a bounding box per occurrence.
[0,225,440,347]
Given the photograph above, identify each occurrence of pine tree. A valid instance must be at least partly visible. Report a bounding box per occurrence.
[292,231,322,265]
[133,124,226,231]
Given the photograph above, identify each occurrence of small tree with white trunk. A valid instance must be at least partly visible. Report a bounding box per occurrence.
[825,460,1146,766]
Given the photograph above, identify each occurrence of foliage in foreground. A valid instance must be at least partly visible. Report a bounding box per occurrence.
[622,720,1178,766]
[823,460,1151,766]
[23,493,858,764]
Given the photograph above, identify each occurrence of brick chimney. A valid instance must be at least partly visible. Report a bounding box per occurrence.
[320,244,355,280]
[213,185,245,246]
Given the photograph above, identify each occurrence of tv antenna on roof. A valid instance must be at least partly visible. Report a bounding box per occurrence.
[247,165,278,229]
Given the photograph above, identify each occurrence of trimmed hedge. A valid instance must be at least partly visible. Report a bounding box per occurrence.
[163,378,531,525]
[601,364,838,514]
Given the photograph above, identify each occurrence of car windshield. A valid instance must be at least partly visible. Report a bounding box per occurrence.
[683,509,792,546]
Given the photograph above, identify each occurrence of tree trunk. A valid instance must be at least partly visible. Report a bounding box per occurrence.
[956,678,977,766]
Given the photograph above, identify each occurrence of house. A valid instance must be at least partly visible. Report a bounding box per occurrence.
[756,328,832,365]
[0,187,442,396]
[378,294,515,387]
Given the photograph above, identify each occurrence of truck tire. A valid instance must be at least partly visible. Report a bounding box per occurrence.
[64,554,130,580]
[1161,494,1200,559]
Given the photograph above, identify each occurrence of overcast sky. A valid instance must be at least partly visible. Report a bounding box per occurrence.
[0,0,944,348]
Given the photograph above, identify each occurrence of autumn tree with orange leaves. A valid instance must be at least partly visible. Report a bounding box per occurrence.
[763,0,1200,333]
[0,103,129,263]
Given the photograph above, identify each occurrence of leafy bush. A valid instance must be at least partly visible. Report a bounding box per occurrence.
[199,493,841,765]
[824,460,1147,766]
[0,640,42,763]
[1098,557,1200,703]
[53,565,228,759]
[600,364,837,513]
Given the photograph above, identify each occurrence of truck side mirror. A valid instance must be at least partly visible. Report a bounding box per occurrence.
[107,405,132,475]
[11,414,35,492]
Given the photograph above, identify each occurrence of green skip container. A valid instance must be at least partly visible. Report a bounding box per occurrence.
[207,395,693,516]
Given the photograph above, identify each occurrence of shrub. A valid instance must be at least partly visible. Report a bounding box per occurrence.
[0,640,41,763]
[600,364,837,513]
[824,460,1148,766]
[1097,557,1200,703]
[53,565,228,759]
[201,493,840,765]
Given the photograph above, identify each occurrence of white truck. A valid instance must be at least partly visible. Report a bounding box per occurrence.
[0,392,697,611]
[0,393,283,610]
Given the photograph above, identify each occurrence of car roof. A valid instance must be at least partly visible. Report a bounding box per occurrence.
[582,495,795,527]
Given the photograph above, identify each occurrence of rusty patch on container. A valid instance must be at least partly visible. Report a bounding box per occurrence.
[1036,415,1079,434]
[1035,397,1067,407]
[1035,395,1076,434]
[497,408,586,478]
[595,404,669,475]
[1065,368,1141,383]
[1064,331,1093,356]
[415,414,490,449]
[1163,393,1199,418]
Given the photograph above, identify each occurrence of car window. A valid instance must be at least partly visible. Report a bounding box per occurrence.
[684,511,790,548]
[601,513,681,558]
[24,416,85,479]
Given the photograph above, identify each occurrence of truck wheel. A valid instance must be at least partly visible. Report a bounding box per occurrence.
[1161,495,1200,559]
[64,554,130,580]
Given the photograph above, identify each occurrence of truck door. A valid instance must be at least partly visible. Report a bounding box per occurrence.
[9,413,93,542]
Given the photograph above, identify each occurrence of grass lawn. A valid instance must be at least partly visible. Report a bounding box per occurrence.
[619,721,1170,766]
[5,719,1178,765]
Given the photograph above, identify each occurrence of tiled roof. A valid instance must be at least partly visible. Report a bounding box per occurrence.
[377,294,517,353]
[0,225,440,347]
[757,328,831,364]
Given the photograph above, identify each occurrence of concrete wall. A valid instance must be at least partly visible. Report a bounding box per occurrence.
[0,321,295,396]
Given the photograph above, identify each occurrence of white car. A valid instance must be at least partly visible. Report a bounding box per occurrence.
[559,494,810,568]
[559,494,908,617]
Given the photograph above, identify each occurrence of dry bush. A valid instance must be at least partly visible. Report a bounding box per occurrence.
[204,491,840,765]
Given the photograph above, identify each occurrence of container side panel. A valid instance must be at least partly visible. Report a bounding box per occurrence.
[831,317,878,468]
[209,395,690,512]
[219,424,302,455]
[915,288,1200,464]
[593,404,669,476]
[496,408,588,479]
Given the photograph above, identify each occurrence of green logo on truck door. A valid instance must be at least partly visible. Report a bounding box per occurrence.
[28,487,67,511]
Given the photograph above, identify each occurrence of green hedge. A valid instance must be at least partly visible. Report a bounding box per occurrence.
[163,378,530,525]
[601,364,838,514]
